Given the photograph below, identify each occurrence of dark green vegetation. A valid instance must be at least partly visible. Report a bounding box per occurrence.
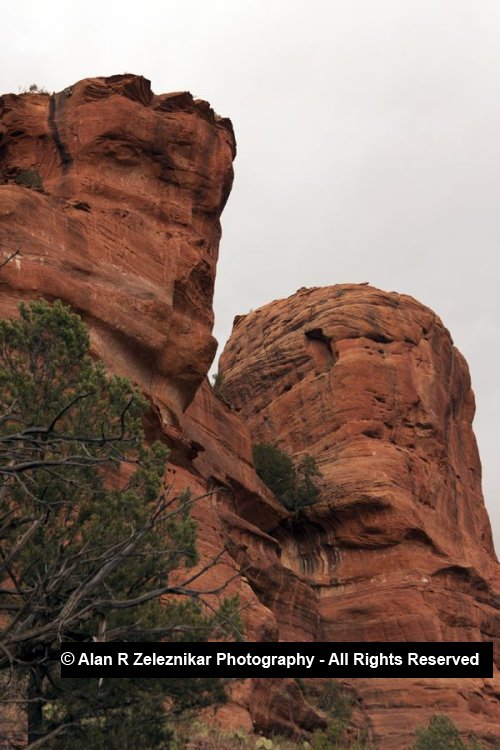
[168,709,496,750]
[299,680,373,750]
[211,371,225,397]
[252,443,320,512]
[0,301,240,748]
[293,687,492,750]
[14,168,44,190]
[410,715,494,750]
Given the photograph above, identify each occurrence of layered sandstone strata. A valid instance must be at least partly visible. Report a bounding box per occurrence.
[218,284,500,747]
[1,76,499,747]
[0,74,235,423]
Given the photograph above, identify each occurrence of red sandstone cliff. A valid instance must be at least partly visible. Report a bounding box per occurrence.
[0,73,234,421]
[218,285,500,746]
[1,75,499,748]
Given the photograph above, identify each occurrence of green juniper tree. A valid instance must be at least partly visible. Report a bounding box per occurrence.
[252,443,321,512]
[0,300,240,749]
[252,443,296,507]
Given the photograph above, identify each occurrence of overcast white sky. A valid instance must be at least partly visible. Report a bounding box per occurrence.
[2,1,499,552]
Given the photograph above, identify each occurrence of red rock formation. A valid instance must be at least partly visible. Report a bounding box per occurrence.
[1,76,499,747]
[219,284,500,747]
[0,73,235,424]
[0,74,310,742]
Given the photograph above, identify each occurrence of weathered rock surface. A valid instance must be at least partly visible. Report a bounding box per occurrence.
[219,284,500,747]
[0,74,235,424]
[1,76,499,747]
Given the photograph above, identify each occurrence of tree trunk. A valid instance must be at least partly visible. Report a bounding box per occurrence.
[27,665,43,745]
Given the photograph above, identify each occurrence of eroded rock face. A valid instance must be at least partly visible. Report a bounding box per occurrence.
[0,74,235,424]
[1,77,499,747]
[219,284,500,748]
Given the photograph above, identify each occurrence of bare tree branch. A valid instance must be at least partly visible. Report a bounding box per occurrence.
[0,299,244,746]
[0,249,20,270]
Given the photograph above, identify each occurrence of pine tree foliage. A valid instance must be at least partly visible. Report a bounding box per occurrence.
[252,443,320,512]
[0,300,240,748]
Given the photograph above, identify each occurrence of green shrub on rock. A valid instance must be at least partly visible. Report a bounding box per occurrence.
[410,715,482,750]
[252,443,320,511]
[15,168,43,190]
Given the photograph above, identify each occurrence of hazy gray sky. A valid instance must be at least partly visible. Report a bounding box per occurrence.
[2,1,499,551]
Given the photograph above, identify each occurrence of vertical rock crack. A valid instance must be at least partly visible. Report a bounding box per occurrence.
[48,94,73,172]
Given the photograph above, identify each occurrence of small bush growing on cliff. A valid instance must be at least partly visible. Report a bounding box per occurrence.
[410,715,485,750]
[18,83,48,94]
[294,454,321,506]
[300,679,374,750]
[252,444,320,511]
[211,371,235,409]
[15,167,43,190]
[315,680,354,725]
[212,371,226,396]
